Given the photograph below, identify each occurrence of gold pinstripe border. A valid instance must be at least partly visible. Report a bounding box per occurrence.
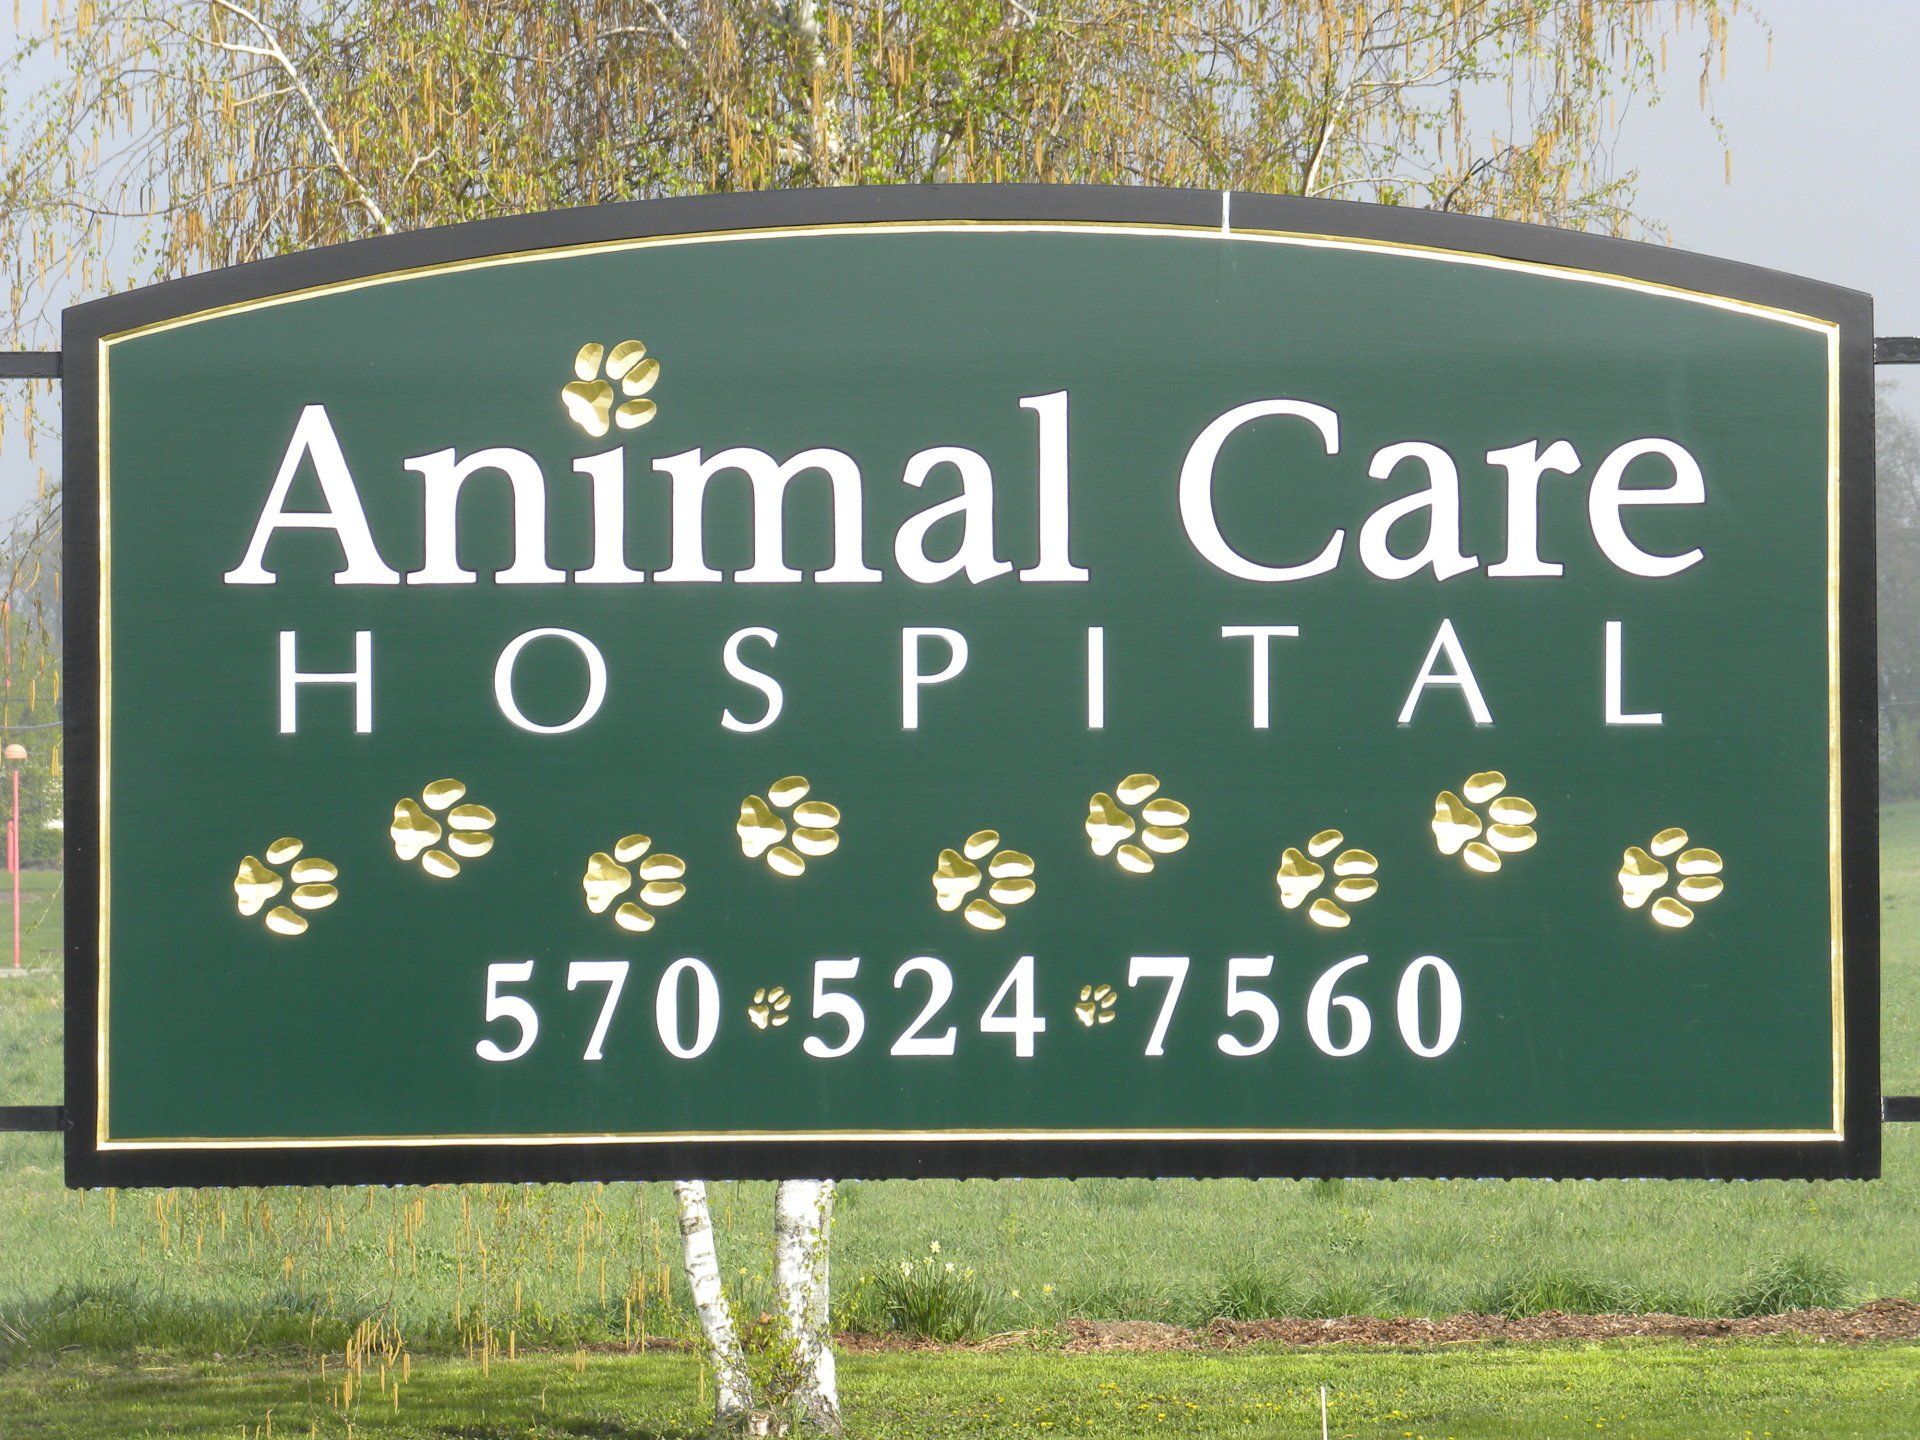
[95,218,1846,1151]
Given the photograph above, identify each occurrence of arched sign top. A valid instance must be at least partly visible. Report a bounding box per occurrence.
[62,187,1877,1187]
[64,183,1869,336]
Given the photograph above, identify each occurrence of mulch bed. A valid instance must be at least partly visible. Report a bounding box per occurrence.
[835,1299,1920,1353]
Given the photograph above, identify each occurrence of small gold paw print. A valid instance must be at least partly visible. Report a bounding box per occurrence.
[1086,773,1190,875]
[1276,829,1379,929]
[1075,984,1117,1027]
[582,834,686,933]
[562,340,659,437]
[1619,827,1724,929]
[932,830,1036,931]
[1432,770,1538,874]
[738,776,840,877]
[391,779,495,879]
[234,836,338,938]
[748,987,792,1030]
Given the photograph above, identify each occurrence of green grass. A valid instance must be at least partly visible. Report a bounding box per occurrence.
[0,867,65,975]
[0,870,63,1112]
[10,1154,1912,1352]
[0,812,1917,1364]
[4,1340,1919,1439]
[1880,802,1920,1091]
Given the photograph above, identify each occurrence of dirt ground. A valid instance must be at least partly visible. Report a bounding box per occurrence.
[834,1299,1920,1353]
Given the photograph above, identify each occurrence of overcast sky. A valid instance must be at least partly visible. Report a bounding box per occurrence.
[1631,0,1920,405]
[2,0,1912,515]
[1636,1,1916,322]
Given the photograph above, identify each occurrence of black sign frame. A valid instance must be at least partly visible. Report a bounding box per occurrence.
[62,184,1880,1187]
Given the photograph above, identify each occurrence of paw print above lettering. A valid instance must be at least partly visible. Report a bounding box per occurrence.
[1086,773,1190,875]
[1432,770,1538,873]
[562,340,659,438]
[582,833,687,933]
[1619,827,1723,929]
[932,830,1036,931]
[391,778,496,879]
[234,836,338,938]
[738,775,841,877]
[1276,829,1379,929]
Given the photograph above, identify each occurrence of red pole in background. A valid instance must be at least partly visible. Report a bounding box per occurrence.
[2,597,15,969]
[4,745,25,969]
[9,765,18,969]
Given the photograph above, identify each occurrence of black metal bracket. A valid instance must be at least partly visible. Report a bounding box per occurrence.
[0,352,59,379]
[10,1100,1920,1129]
[0,1105,68,1132]
[7,335,1918,377]
[1872,335,1918,1121]
[0,334,1906,1148]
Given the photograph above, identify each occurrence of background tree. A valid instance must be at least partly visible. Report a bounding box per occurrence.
[0,493,63,860]
[0,0,1753,1430]
[2,0,1751,345]
[1880,381,1920,796]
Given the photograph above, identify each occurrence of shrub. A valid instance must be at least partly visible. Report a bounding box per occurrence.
[830,1270,888,1335]
[872,1248,988,1341]
[1206,1268,1298,1321]
[1,1281,351,1357]
[1477,1268,1626,1317]
[1725,1252,1850,1316]
[1619,1282,1719,1317]
[1299,1280,1385,1319]
[1060,1279,1185,1324]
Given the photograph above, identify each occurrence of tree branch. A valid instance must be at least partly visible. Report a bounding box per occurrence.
[205,0,393,233]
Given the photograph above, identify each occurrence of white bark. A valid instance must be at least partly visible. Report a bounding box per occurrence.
[204,0,394,233]
[777,0,842,182]
[773,1178,840,1433]
[674,1179,755,1424]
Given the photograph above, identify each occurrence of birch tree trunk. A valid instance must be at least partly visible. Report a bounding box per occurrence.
[674,1179,757,1428]
[773,1178,840,1433]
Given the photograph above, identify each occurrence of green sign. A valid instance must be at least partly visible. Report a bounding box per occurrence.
[65,189,1878,1186]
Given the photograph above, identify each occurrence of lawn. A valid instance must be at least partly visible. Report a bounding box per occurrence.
[5,1340,1920,1439]
[0,866,63,976]
[1879,802,1920,1090]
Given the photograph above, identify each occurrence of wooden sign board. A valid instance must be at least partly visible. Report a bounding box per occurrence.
[63,187,1878,1186]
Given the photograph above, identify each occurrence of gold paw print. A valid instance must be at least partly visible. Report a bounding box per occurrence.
[1432,771,1538,874]
[1086,773,1190,875]
[738,776,840,877]
[233,837,338,938]
[1619,827,1724,929]
[1276,829,1379,929]
[391,779,496,879]
[562,340,659,437]
[582,834,686,933]
[1075,984,1117,1027]
[929,833,1036,936]
[748,987,792,1030]
[932,830,1036,931]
